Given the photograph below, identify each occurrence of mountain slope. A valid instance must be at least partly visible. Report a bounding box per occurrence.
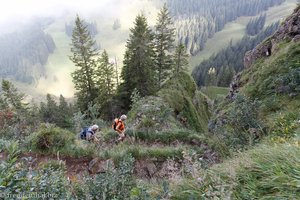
[171,6,300,199]
[208,5,300,148]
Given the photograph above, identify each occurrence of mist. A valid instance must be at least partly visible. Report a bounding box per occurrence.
[0,0,161,27]
[0,0,162,98]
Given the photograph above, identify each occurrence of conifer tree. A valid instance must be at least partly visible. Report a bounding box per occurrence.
[69,15,98,112]
[95,50,116,118]
[154,3,175,88]
[119,14,156,110]
[40,94,58,124]
[96,50,115,98]
[57,94,72,128]
[173,43,189,76]
[1,80,27,114]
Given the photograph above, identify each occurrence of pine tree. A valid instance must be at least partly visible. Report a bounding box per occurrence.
[173,43,189,76]
[1,80,26,111]
[96,50,115,98]
[69,15,98,112]
[57,94,72,128]
[0,80,29,137]
[154,3,175,88]
[119,14,156,110]
[40,94,58,124]
[95,50,116,118]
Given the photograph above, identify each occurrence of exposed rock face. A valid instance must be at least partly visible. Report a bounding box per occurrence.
[244,7,300,68]
[88,158,115,174]
[134,159,158,178]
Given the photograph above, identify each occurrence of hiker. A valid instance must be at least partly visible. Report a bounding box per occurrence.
[112,114,127,144]
[80,124,99,143]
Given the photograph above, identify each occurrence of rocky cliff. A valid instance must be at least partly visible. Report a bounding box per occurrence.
[227,5,300,99]
[244,6,300,68]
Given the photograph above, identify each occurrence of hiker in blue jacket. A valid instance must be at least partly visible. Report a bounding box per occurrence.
[80,124,99,143]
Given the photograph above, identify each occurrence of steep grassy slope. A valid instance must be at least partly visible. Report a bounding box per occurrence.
[166,6,300,199]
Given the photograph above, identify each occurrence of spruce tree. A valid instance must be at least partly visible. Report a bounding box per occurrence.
[40,94,58,124]
[154,3,175,88]
[95,50,116,118]
[119,14,156,110]
[173,43,189,76]
[1,80,26,110]
[57,94,72,128]
[69,15,98,112]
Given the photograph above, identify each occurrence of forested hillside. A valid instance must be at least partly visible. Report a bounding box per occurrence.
[193,22,280,87]
[0,23,55,84]
[246,14,267,35]
[166,0,284,55]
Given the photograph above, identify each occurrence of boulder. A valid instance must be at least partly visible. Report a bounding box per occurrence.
[158,159,181,179]
[135,159,158,178]
[292,35,300,42]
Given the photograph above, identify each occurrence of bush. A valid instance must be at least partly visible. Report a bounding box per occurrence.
[127,96,179,132]
[74,155,135,200]
[271,112,299,142]
[210,94,263,149]
[227,94,261,131]
[260,96,281,114]
[25,123,75,154]
[0,142,71,199]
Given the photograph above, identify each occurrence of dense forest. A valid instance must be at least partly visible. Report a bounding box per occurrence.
[166,0,284,54]
[192,22,280,87]
[0,24,55,84]
[246,14,267,35]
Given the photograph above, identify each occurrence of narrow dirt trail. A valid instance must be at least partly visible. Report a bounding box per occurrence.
[0,140,220,181]
[0,151,92,178]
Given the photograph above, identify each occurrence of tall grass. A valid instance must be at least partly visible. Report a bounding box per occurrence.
[232,144,300,199]
[98,144,200,164]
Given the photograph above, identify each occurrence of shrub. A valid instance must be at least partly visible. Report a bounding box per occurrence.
[227,94,261,131]
[260,96,281,114]
[0,139,12,152]
[25,123,75,154]
[75,155,135,200]
[0,142,71,199]
[128,96,179,132]
[210,94,263,149]
[271,112,299,142]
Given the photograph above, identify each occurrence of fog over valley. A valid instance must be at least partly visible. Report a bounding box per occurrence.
[0,0,161,99]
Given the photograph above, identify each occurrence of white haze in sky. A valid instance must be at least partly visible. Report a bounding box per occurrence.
[0,0,161,98]
[0,0,160,25]
[0,0,115,23]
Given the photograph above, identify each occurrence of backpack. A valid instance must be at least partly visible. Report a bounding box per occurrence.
[80,127,89,140]
[112,118,119,131]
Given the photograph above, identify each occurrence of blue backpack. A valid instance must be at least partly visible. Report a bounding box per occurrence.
[80,127,89,140]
